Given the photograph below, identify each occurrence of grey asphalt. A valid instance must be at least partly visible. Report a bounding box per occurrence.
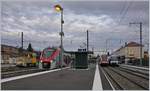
[99,66,113,90]
[2,64,96,90]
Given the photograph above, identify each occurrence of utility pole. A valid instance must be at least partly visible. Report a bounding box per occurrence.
[87,30,89,52]
[92,46,94,57]
[21,32,23,49]
[87,30,89,67]
[106,39,108,54]
[129,22,143,66]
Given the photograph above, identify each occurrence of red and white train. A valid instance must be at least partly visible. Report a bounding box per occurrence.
[40,47,71,69]
[99,55,109,66]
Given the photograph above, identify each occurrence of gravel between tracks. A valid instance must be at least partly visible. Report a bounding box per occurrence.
[103,67,146,90]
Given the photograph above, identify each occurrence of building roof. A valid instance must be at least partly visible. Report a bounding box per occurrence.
[1,44,18,49]
[115,46,124,52]
[1,44,27,52]
[125,42,143,47]
[111,41,144,55]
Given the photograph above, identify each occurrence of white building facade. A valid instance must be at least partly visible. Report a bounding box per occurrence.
[111,42,144,64]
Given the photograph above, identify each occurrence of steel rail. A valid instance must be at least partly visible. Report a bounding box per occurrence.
[108,67,148,90]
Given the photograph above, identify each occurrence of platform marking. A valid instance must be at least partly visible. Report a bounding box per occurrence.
[92,64,103,90]
[1,67,69,83]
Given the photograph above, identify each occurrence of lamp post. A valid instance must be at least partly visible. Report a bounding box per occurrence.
[54,4,64,69]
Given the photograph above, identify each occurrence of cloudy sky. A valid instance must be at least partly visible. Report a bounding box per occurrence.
[1,0,149,53]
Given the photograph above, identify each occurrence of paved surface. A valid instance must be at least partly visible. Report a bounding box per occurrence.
[2,63,148,90]
[2,64,96,90]
[99,66,113,90]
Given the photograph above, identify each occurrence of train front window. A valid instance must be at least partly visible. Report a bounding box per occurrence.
[43,50,53,58]
[111,57,117,61]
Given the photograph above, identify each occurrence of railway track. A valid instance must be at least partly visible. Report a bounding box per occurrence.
[118,66,149,80]
[1,68,48,79]
[1,66,68,79]
[119,65,149,76]
[109,67,149,89]
[102,66,149,90]
[1,66,37,73]
[100,66,123,90]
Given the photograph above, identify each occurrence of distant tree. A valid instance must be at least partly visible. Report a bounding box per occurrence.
[27,43,33,52]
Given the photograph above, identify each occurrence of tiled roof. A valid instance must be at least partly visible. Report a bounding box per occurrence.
[1,44,18,49]
[1,44,27,51]
[111,41,143,55]
[125,42,143,47]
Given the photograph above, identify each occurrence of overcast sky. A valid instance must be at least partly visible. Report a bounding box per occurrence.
[1,0,149,54]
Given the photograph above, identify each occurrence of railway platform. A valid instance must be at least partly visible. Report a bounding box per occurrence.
[1,63,149,90]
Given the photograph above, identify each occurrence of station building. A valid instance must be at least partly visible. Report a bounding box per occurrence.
[111,41,145,64]
[1,44,19,64]
[1,44,29,64]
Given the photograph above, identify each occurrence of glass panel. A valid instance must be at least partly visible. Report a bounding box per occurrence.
[43,49,53,58]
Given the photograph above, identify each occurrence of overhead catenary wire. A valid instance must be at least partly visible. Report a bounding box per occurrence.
[116,1,127,23]
[105,1,133,45]
[118,1,133,24]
